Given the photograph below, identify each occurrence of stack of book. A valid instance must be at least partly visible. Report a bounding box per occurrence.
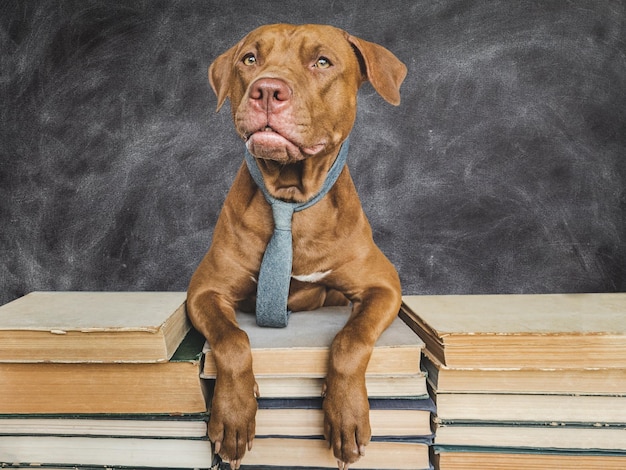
[400,293,626,470]
[202,306,434,469]
[0,291,215,469]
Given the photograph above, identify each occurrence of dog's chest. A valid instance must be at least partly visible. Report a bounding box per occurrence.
[291,270,332,283]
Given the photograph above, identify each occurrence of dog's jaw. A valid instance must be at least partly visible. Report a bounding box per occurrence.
[244,127,327,163]
[242,121,342,204]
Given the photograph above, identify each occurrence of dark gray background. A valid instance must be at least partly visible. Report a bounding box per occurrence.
[2,0,625,306]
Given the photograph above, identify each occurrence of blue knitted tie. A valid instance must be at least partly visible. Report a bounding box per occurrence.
[244,139,350,327]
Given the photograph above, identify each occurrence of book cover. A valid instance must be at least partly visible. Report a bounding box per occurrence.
[423,350,626,395]
[0,412,208,439]
[434,447,626,470]
[433,393,626,425]
[203,307,424,377]
[253,397,435,438]
[433,424,626,452]
[242,373,428,399]
[401,294,626,368]
[0,292,190,363]
[1,329,207,414]
[231,437,431,470]
[0,435,214,468]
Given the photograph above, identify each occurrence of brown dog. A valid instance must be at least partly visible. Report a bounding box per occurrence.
[187,24,407,469]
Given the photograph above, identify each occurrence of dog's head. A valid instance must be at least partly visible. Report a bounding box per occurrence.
[209,24,407,161]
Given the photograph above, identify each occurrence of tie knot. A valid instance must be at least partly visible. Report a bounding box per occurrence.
[272,201,295,231]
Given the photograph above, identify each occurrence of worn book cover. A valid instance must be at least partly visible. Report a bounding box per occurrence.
[242,373,428,399]
[0,435,214,468]
[433,424,626,453]
[203,306,424,377]
[433,393,626,425]
[253,396,435,438]
[1,329,207,414]
[0,291,189,363]
[434,450,626,470]
[401,293,626,368]
[0,412,208,439]
[233,437,431,470]
[423,350,626,395]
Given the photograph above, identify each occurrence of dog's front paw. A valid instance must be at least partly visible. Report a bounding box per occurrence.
[209,372,259,469]
[322,375,371,469]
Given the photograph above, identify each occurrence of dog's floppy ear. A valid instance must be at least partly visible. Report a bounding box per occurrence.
[346,34,407,106]
[208,42,241,111]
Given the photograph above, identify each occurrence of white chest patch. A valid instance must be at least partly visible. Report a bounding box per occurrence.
[291,270,332,283]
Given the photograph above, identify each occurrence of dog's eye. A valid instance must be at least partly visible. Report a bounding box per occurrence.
[314,57,332,69]
[242,53,257,66]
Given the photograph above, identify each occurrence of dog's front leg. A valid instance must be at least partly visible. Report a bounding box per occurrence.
[322,322,372,468]
[322,275,401,468]
[187,289,258,470]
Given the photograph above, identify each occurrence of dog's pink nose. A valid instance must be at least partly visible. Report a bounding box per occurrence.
[249,78,292,112]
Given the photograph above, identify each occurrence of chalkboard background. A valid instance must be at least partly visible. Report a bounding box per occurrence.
[2,0,625,306]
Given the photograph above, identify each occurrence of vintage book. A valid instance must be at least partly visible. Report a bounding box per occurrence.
[232,437,431,469]
[0,413,208,439]
[203,307,424,377]
[423,350,626,395]
[247,373,428,399]
[0,435,214,468]
[401,293,626,368]
[0,291,189,363]
[433,393,626,425]
[433,424,626,453]
[1,329,207,414]
[434,449,626,470]
[254,397,435,438]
